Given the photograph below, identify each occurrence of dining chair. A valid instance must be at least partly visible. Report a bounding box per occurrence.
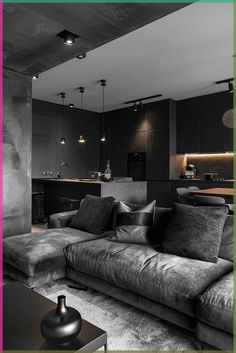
[176,187,195,205]
[192,194,226,206]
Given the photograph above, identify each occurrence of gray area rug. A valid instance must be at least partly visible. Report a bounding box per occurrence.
[35,279,204,350]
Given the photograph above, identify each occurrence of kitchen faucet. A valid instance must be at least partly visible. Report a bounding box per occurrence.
[57,162,69,179]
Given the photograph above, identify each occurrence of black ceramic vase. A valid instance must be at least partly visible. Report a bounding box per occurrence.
[41,295,82,346]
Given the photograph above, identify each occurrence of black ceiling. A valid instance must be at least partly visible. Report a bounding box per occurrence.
[3,3,190,76]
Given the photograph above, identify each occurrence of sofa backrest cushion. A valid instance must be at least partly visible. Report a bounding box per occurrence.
[108,201,172,244]
[108,200,156,244]
[161,203,228,263]
[69,194,115,234]
[218,215,233,262]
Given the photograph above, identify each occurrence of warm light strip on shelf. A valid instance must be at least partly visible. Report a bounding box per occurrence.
[186,152,233,157]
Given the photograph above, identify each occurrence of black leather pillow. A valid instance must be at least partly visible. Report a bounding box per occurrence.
[108,200,156,244]
[69,194,115,234]
[162,203,228,263]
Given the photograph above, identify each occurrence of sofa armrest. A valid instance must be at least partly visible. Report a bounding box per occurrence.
[48,210,78,228]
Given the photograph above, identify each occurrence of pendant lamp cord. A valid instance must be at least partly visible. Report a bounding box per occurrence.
[81,91,83,109]
[102,84,105,132]
[62,96,65,135]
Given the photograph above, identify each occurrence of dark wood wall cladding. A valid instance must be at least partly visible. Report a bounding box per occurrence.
[177,91,233,153]
[32,99,100,178]
[100,99,177,180]
[3,3,190,75]
[3,69,32,237]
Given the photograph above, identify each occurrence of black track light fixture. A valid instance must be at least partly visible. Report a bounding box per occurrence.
[32,74,39,80]
[133,102,138,112]
[60,92,66,144]
[57,30,79,46]
[216,77,234,94]
[125,93,162,110]
[100,79,107,142]
[133,101,144,112]
[68,103,74,108]
[228,81,234,94]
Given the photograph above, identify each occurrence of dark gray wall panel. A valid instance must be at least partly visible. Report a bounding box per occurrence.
[101,99,175,180]
[32,135,56,176]
[3,69,32,237]
[32,99,100,178]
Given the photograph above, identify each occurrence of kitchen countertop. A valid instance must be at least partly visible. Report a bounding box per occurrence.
[33,178,104,184]
[170,178,234,182]
[32,178,146,184]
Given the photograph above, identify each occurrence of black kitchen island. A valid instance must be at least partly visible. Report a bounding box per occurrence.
[33,178,147,216]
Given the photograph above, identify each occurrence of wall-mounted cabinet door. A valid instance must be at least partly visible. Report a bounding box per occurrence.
[177,92,233,154]
[224,125,233,152]
[198,112,224,153]
[176,102,199,153]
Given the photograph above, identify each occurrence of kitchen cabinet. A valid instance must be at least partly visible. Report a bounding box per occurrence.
[177,102,199,154]
[224,125,233,152]
[177,92,233,153]
[198,112,224,153]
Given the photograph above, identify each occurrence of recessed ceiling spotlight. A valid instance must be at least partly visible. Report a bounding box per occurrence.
[68,103,74,108]
[77,53,86,59]
[32,74,39,80]
[57,30,79,46]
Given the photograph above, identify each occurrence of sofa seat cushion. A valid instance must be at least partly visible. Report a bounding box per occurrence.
[197,272,233,334]
[3,228,102,277]
[65,238,232,317]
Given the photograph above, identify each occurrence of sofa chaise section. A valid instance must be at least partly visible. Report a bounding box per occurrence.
[4,227,102,287]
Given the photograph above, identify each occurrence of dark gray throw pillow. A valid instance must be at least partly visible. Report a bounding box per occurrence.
[108,200,156,244]
[218,215,233,262]
[162,203,228,263]
[69,194,115,234]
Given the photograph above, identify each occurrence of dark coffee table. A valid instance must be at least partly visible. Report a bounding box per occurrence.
[4,283,107,351]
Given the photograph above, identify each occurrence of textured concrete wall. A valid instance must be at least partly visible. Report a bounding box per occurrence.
[3,68,32,237]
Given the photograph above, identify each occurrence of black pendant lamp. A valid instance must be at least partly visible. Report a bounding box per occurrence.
[100,79,106,142]
[78,87,86,143]
[60,92,66,144]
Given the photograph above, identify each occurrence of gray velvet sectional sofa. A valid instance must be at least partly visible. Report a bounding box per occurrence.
[3,205,233,350]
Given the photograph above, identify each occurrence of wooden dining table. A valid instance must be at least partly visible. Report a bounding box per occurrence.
[190,187,235,197]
